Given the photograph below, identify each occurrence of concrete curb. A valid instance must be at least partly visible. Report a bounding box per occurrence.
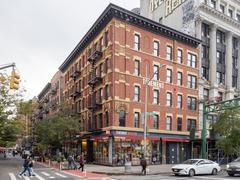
[91,171,171,176]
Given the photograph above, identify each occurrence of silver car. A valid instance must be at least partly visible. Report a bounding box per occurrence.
[227,158,240,176]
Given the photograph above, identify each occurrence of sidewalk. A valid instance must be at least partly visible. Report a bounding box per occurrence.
[80,164,173,175]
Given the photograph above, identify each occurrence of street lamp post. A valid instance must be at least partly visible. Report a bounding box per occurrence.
[143,64,165,158]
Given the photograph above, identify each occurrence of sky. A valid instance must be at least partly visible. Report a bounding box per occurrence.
[0,0,139,99]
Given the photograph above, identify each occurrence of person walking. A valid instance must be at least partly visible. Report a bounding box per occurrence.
[78,152,85,172]
[18,156,31,177]
[140,156,147,175]
[28,157,35,176]
[67,155,74,170]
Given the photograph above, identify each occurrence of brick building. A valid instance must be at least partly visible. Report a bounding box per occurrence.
[59,4,200,165]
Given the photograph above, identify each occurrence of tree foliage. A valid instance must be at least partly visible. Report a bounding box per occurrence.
[34,104,81,151]
[212,108,240,156]
[0,73,23,147]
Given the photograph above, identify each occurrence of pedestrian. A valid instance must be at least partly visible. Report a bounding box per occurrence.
[140,156,147,175]
[78,152,85,172]
[28,157,35,176]
[18,156,31,177]
[67,155,74,170]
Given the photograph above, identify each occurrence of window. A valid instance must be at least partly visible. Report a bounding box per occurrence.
[166,92,172,107]
[100,63,103,77]
[99,113,103,128]
[228,9,233,18]
[237,14,240,22]
[204,89,209,100]
[202,45,209,59]
[153,115,159,129]
[177,94,182,109]
[201,67,209,80]
[99,88,103,102]
[202,23,209,37]
[219,4,225,13]
[216,72,225,84]
[105,58,108,73]
[153,41,160,56]
[166,46,172,60]
[210,0,216,8]
[105,85,109,100]
[187,53,197,68]
[166,116,172,131]
[177,117,182,131]
[134,112,140,128]
[188,74,197,89]
[105,112,109,127]
[187,96,197,111]
[134,60,140,76]
[177,72,183,85]
[134,34,140,50]
[177,49,183,64]
[153,90,159,104]
[218,92,223,101]
[119,111,125,127]
[104,31,109,47]
[99,37,103,51]
[187,119,196,131]
[166,69,172,83]
[217,30,225,44]
[153,65,159,80]
[134,86,140,102]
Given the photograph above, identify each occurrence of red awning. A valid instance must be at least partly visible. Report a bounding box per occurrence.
[114,135,159,141]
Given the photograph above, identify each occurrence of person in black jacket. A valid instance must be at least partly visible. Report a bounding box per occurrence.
[140,156,147,175]
[18,156,31,177]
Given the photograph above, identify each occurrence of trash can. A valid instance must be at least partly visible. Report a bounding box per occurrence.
[125,161,132,173]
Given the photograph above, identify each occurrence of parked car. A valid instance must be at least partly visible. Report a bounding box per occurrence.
[226,157,240,176]
[172,159,221,176]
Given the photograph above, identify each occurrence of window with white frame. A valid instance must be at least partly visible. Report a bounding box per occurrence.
[134,86,140,102]
[153,65,159,80]
[166,69,172,83]
[177,49,183,64]
[187,96,197,110]
[134,60,140,76]
[187,53,197,68]
[187,119,196,131]
[134,34,140,50]
[153,41,160,56]
[210,0,216,8]
[153,114,159,129]
[177,94,182,109]
[188,74,197,89]
[166,45,172,60]
[219,4,225,13]
[166,116,172,131]
[177,72,183,85]
[134,112,140,128]
[153,90,159,104]
[177,117,182,131]
[228,9,233,18]
[166,92,172,107]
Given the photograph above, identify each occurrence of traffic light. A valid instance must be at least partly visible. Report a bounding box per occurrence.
[10,70,20,90]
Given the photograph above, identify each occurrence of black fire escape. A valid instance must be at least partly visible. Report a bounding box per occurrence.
[87,46,103,131]
[70,67,81,113]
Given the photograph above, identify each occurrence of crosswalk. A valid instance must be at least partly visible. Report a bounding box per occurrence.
[8,171,69,180]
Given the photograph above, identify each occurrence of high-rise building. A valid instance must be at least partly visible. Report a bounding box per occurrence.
[140,0,240,160]
[59,3,200,165]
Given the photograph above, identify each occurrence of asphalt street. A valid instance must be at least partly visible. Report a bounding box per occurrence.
[0,155,85,180]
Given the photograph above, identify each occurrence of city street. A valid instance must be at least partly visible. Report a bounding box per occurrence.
[0,155,87,180]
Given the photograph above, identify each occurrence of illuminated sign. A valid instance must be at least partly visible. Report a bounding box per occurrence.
[165,0,187,17]
[150,0,164,12]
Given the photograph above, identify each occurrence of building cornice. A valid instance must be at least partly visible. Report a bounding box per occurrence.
[198,3,240,29]
[38,82,51,100]
[59,3,201,72]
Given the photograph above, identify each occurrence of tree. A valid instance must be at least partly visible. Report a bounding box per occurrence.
[212,108,240,156]
[0,73,23,147]
[34,104,81,154]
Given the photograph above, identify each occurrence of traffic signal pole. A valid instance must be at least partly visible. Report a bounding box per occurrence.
[201,101,208,159]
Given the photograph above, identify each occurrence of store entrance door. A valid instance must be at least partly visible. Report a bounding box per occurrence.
[87,140,93,162]
[166,142,178,164]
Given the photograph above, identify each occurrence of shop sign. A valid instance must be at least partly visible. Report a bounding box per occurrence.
[165,0,187,17]
[116,131,128,135]
[143,78,164,89]
[150,0,164,12]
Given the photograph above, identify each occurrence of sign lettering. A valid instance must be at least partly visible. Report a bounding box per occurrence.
[143,78,164,89]
[150,0,164,12]
[165,0,187,17]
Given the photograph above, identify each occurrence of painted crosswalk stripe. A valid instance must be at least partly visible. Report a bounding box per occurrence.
[22,176,30,180]
[35,173,46,180]
[41,172,50,176]
[8,173,17,180]
[54,172,67,178]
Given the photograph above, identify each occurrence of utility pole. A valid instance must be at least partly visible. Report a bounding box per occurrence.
[143,64,165,159]
[201,101,207,159]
